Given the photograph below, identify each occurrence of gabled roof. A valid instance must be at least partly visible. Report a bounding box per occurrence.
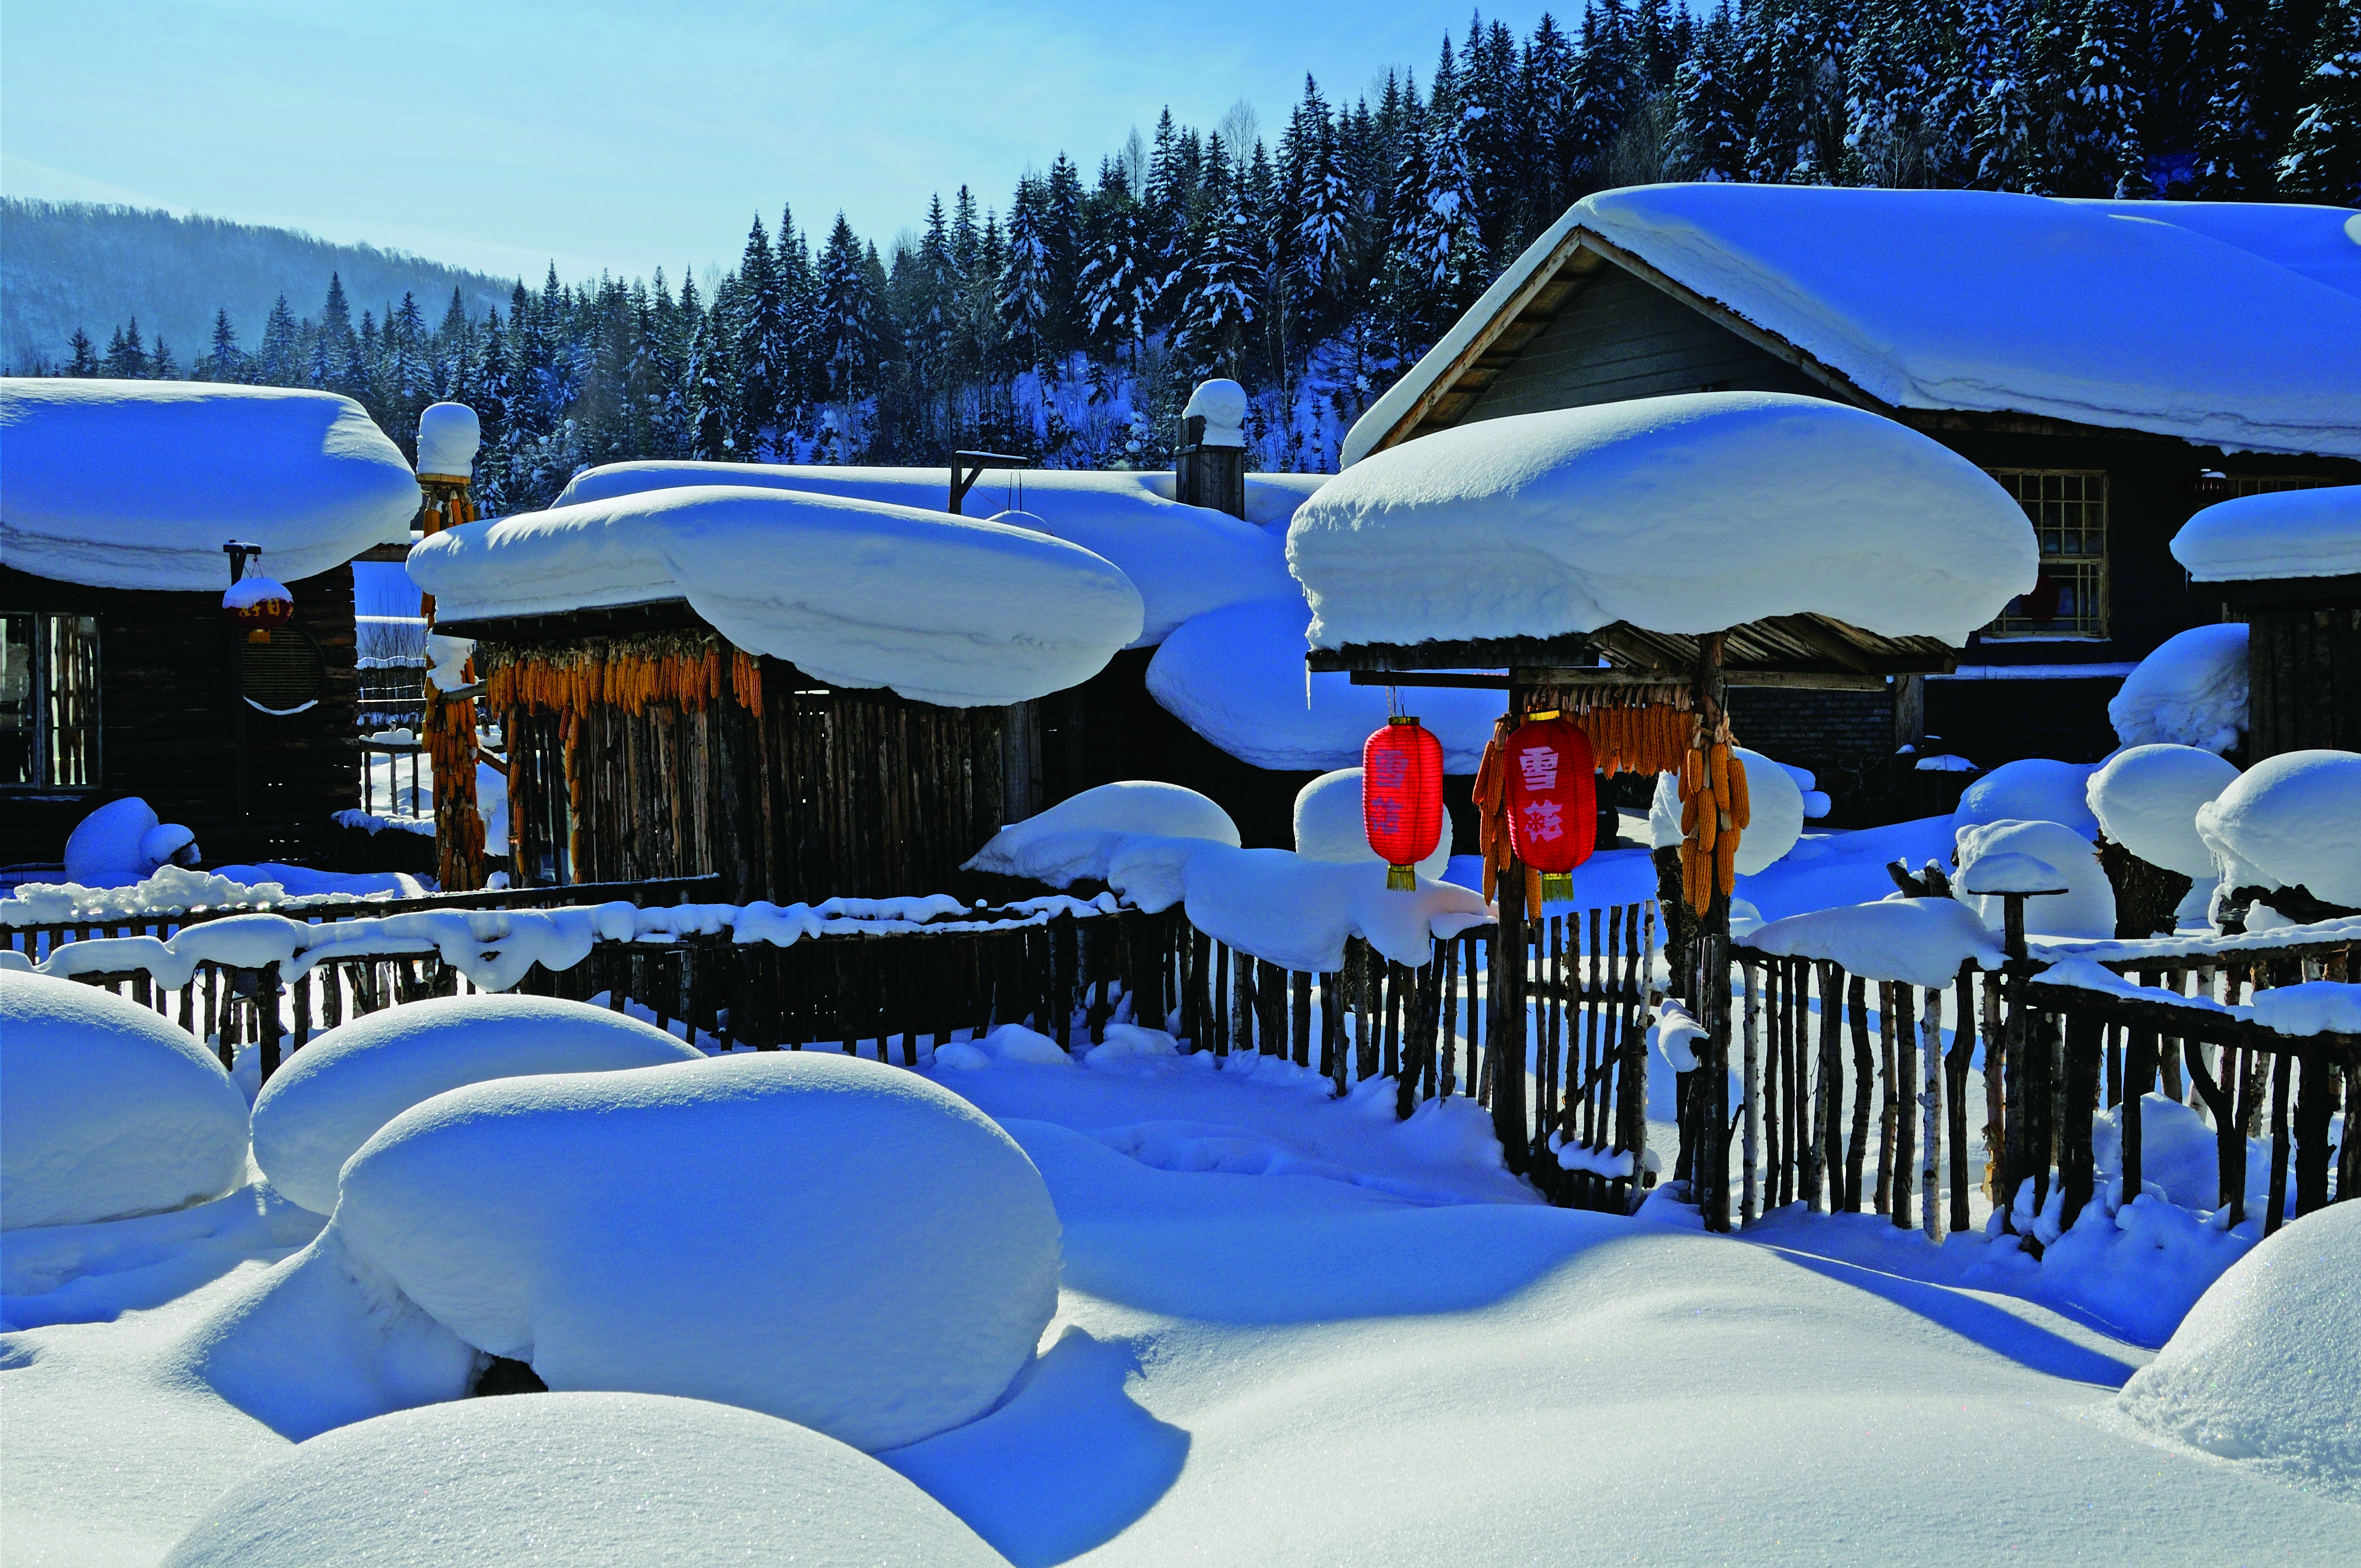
[1343,186,2361,467]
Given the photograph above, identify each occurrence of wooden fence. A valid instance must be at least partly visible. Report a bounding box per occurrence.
[1715,936,2358,1243]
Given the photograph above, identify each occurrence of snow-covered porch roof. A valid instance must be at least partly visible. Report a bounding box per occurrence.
[1343,186,2361,468]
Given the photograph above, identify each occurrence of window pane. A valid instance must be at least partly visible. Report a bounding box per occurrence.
[1,614,31,786]
[1982,470,2108,638]
[43,615,100,787]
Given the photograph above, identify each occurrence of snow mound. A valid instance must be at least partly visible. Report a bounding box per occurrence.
[1184,378,1249,446]
[156,1391,1008,1568]
[409,484,1144,707]
[2249,981,2361,1037]
[1957,758,2102,841]
[1347,186,2361,466]
[1145,596,1502,771]
[2172,484,2361,582]
[1646,747,1805,874]
[0,380,420,590]
[934,1022,1075,1070]
[333,1052,1060,1451]
[1,972,251,1230]
[1295,394,2034,650]
[1959,852,2064,895]
[412,401,480,477]
[2109,623,2248,752]
[550,461,1301,645]
[62,797,199,886]
[2086,745,2240,879]
[1107,837,1492,972]
[1293,767,1454,881]
[1954,820,2114,938]
[1747,896,2003,988]
[2119,1202,2361,1500]
[964,781,1239,888]
[2195,750,2361,907]
[250,995,704,1215]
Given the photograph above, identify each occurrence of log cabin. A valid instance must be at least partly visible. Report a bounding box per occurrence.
[1341,187,2361,809]
[0,380,420,874]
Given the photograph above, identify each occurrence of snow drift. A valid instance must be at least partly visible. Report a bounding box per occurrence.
[964,781,1239,888]
[156,1391,1009,1567]
[2195,750,2361,908]
[61,797,200,887]
[1,972,252,1230]
[2172,484,2361,581]
[408,483,1144,707]
[1956,758,2102,841]
[2119,1202,2360,1501]
[1954,820,2114,938]
[333,1051,1061,1451]
[2085,745,2240,880]
[2108,623,2248,752]
[551,460,1312,645]
[1293,767,1454,881]
[1294,394,2036,650]
[249,995,705,1215]
[0,380,420,590]
[1146,596,1503,772]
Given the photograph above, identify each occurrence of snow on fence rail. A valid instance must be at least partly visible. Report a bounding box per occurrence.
[1715,925,2357,1244]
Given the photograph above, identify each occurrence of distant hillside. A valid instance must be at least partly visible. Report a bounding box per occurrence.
[1,200,519,372]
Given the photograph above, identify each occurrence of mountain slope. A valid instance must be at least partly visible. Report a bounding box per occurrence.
[1,200,519,371]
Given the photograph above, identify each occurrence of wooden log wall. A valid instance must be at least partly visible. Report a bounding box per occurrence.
[2244,601,2360,760]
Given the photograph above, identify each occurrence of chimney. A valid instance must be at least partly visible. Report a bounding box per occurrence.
[1173,378,1248,518]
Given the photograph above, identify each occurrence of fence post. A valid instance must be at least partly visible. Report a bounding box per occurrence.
[2059,1012,2102,1231]
[1921,984,1945,1242]
[1740,959,1760,1225]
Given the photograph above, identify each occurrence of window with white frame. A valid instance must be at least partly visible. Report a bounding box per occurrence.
[2,613,102,788]
[1983,470,2108,639]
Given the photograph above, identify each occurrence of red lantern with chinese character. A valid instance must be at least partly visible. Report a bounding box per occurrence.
[223,575,295,643]
[1503,712,1597,903]
[1363,716,1444,890]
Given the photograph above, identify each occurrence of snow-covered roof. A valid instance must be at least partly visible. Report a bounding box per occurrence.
[409,484,1144,708]
[1343,186,2361,467]
[2069,200,2361,301]
[553,461,1322,645]
[0,379,421,591]
[1293,393,2037,650]
[2171,484,2361,582]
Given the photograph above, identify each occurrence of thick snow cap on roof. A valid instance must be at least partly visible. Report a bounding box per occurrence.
[1296,393,2036,650]
[1343,187,2361,467]
[2171,485,2361,582]
[413,401,479,477]
[0,379,421,590]
[2070,200,2361,301]
[553,460,1310,644]
[409,484,1144,707]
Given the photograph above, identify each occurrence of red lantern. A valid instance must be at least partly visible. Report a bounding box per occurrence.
[1503,712,1597,904]
[223,575,295,643]
[1363,716,1444,891]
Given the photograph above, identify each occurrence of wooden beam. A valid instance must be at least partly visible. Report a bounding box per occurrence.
[1345,670,1513,689]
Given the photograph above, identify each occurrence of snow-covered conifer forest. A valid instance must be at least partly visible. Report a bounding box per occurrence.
[23,0,2361,504]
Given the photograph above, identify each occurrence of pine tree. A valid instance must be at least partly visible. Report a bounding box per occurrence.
[2277,0,2361,202]
[1672,2,1752,181]
[2059,0,2145,195]
[999,177,1054,371]
[688,277,741,461]
[732,215,790,460]
[200,308,246,383]
[1079,176,1150,359]
[105,318,149,378]
[1292,78,1354,310]
[318,273,355,392]
[2194,3,2272,197]
[817,213,879,407]
[66,329,99,377]
[148,335,177,379]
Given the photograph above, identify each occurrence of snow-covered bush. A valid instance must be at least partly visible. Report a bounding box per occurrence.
[1955,758,2100,840]
[2108,623,2248,753]
[2118,1202,2359,1501]
[2084,745,2239,879]
[249,995,704,1215]
[1293,767,1453,881]
[156,1392,1007,1567]
[1952,820,2114,938]
[964,780,1238,888]
[2195,750,2361,910]
[933,1021,1075,1070]
[1,972,251,1230]
[61,797,201,888]
[333,1052,1061,1451]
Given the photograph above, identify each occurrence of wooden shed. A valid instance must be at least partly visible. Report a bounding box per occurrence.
[0,380,420,873]
[1343,187,2361,799]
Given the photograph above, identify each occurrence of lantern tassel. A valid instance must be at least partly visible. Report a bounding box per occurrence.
[1539,872,1574,905]
[1386,864,1417,891]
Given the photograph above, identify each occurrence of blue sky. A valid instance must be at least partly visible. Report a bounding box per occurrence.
[4,1,1568,285]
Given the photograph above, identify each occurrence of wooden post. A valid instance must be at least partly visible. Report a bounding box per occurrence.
[2059,1012,2102,1231]
[1740,960,1761,1225]
[1821,961,1846,1215]
[1892,983,1917,1228]
[1948,965,1975,1237]
[2122,1027,2153,1200]
[2266,1049,2294,1234]
[1921,984,1945,1242]
[1875,981,1898,1215]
